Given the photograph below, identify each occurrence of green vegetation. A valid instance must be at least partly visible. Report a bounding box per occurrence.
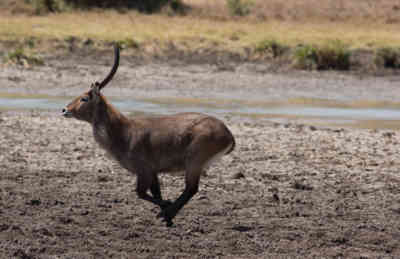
[26,0,70,14]
[375,47,400,69]
[293,44,319,70]
[255,39,288,58]
[59,35,139,50]
[294,40,351,70]
[5,47,44,66]
[316,40,351,70]
[25,0,185,13]
[24,36,38,48]
[226,0,251,16]
[114,38,140,49]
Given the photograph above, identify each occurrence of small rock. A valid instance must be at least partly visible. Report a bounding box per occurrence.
[383,132,395,138]
[28,199,41,206]
[292,181,313,191]
[232,172,245,179]
[232,225,253,232]
[390,204,400,214]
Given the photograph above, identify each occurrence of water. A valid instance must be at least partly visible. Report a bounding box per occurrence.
[1,95,400,129]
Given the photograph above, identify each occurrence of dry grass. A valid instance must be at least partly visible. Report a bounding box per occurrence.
[2,11,400,50]
[1,0,400,54]
[184,0,400,23]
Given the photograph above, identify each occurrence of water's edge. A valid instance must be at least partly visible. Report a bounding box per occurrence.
[1,95,400,130]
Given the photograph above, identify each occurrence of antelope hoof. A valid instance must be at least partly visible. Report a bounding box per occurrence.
[157,210,174,227]
[165,220,173,227]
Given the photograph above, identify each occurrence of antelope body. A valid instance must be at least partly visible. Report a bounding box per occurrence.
[62,46,235,226]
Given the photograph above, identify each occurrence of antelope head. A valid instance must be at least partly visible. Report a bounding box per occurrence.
[62,46,120,122]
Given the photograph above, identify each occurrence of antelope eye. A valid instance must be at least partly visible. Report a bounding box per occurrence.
[80,96,89,102]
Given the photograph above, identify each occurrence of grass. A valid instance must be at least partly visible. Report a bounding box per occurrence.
[5,47,44,66]
[2,11,400,51]
[1,1,400,70]
[184,0,400,23]
[226,0,251,16]
[255,39,288,58]
[294,40,351,70]
[6,0,400,23]
[375,47,400,69]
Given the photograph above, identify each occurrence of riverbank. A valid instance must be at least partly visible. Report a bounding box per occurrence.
[2,47,400,131]
[2,47,400,107]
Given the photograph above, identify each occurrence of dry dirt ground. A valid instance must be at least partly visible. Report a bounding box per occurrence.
[1,47,400,103]
[0,110,400,258]
[1,50,400,258]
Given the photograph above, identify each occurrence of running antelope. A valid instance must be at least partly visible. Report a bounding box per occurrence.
[62,46,235,227]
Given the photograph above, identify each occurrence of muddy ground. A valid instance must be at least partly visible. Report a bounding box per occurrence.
[1,111,400,259]
[1,51,400,258]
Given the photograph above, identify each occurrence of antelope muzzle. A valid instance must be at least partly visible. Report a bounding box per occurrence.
[62,107,73,118]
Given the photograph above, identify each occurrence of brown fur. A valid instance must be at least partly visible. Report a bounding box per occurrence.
[62,47,235,227]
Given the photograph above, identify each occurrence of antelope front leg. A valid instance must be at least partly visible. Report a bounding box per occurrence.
[150,174,173,210]
[136,172,170,209]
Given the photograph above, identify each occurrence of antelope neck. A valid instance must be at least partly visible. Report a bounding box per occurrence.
[91,96,129,148]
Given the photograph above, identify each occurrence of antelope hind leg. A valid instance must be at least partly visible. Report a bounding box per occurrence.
[157,166,202,227]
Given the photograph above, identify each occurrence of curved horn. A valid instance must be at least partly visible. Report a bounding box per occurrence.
[98,45,120,89]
